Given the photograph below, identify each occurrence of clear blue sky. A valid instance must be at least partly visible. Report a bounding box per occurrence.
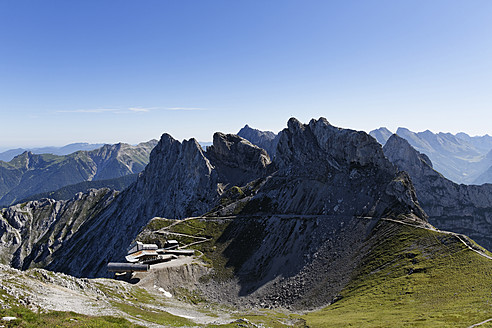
[1,0,492,149]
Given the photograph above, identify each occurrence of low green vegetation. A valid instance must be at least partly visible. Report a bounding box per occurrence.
[229,310,307,328]
[137,216,238,283]
[173,286,207,305]
[0,306,144,328]
[112,302,194,327]
[304,221,492,327]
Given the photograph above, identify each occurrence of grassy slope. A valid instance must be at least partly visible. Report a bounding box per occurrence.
[137,216,492,327]
[3,217,492,327]
[304,221,492,327]
[0,307,145,328]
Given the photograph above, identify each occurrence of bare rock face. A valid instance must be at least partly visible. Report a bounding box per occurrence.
[257,117,426,219]
[0,189,117,269]
[44,134,221,277]
[0,118,430,288]
[206,132,272,187]
[383,134,492,251]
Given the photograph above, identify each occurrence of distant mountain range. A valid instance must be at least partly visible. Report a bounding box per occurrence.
[369,127,492,184]
[0,143,106,162]
[0,140,157,206]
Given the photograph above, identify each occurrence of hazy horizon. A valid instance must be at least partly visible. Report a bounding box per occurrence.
[2,121,492,152]
[2,1,492,148]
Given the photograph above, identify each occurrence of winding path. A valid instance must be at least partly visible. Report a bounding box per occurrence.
[468,318,492,327]
[381,218,492,260]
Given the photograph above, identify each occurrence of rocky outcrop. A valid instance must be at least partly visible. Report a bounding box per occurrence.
[237,124,279,157]
[383,134,492,250]
[253,118,426,219]
[43,135,219,277]
[0,140,157,206]
[206,132,272,187]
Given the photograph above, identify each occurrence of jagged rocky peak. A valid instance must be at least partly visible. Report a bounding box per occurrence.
[208,132,271,169]
[238,124,276,140]
[206,132,272,187]
[134,133,218,218]
[383,134,434,175]
[382,132,492,251]
[257,117,427,220]
[277,117,394,174]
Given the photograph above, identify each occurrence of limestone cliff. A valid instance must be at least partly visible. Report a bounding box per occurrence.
[206,132,272,187]
[195,118,430,309]
[257,118,426,219]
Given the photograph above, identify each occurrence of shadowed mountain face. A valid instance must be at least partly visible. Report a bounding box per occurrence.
[206,132,272,187]
[257,118,425,218]
[383,134,492,251]
[0,140,157,206]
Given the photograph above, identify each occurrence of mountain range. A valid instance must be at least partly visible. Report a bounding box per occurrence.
[370,127,492,184]
[0,143,106,162]
[1,118,492,327]
[238,123,492,252]
[236,124,492,185]
[0,140,157,207]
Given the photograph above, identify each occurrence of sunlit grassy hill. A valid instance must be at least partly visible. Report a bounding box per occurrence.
[304,221,492,327]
